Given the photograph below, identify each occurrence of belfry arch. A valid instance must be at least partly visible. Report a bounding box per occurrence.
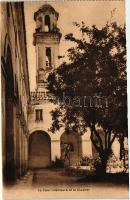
[28,131,51,168]
[45,15,51,32]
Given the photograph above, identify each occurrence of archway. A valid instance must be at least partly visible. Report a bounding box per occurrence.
[29,131,51,168]
[45,15,51,32]
[60,133,82,166]
[4,45,15,182]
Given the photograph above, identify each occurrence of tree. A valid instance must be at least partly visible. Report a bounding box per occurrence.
[47,20,127,174]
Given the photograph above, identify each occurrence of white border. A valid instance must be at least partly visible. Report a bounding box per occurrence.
[0,1,130,200]
[126,0,130,198]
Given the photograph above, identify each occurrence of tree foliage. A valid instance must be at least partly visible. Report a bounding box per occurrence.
[47,21,127,173]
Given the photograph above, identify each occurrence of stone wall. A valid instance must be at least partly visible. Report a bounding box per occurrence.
[1,2,30,183]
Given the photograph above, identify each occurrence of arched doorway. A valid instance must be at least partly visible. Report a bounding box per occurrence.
[29,131,51,168]
[61,133,82,166]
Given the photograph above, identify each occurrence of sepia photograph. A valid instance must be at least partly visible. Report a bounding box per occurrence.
[0,0,129,199]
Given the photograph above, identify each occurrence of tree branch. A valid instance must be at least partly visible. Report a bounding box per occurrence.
[90,130,101,154]
[105,130,108,150]
[109,132,117,148]
[91,125,103,151]
[107,131,111,148]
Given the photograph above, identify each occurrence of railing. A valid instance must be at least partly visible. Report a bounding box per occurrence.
[30,91,54,101]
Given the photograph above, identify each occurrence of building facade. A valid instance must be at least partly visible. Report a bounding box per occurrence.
[28,4,92,168]
[1,3,123,182]
[1,2,30,183]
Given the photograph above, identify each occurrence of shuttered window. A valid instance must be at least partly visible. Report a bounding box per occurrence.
[35,109,43,121]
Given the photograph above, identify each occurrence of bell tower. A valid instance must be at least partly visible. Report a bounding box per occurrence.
[33,4,62,91]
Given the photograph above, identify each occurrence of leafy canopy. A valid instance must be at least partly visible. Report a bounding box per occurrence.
[47,21,127,138]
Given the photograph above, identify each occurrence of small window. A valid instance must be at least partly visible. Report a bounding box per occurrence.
[35,109,43,121]
[46,47,51,68]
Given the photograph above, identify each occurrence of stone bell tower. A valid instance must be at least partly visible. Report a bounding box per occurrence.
[29,4,93,168]
[33,4,62,91]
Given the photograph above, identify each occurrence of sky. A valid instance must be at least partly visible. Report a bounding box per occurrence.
[24,1,125,91]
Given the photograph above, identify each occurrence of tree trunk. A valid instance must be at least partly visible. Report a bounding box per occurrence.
[119,136,126,170]
[120,135,124,160]
[99,153,109,175]
[101,157,108,175]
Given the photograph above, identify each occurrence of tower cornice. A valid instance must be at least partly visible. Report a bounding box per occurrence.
[33,32,62,46]
[34,4,59,21]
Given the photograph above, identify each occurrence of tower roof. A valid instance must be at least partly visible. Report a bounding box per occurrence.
[34,4,59,21]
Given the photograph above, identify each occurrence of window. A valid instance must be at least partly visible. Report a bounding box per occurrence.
[35,109,43,121]
[45,15,50,32]
[46,47,51,68]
